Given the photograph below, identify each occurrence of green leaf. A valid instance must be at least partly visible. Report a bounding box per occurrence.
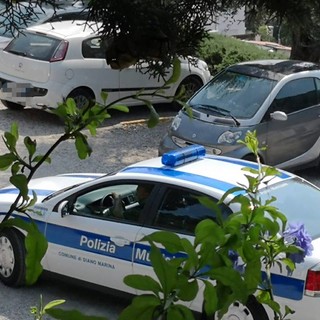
[167,304,195,320]
[24,136,37,158]
[0,153,16,170]
[119,295,161,320]
[43,300,66,312]
[109,104,129,112]
[194,219,224,247]
[24,221,48,285]
[100,90,108,103]
[203,280,218,316]
[10,122,19,140]
[46,308,108,320]
[123,274,162,295]
[9,174,29,201]
[176,277,198,301]
[165,57,181,85]
[4,132,17,151]
[65,97,78,115]
[143,231,184,253]
[149,242,178,295]
[74,132,92,159]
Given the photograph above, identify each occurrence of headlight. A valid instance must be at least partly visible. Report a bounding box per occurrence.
[171,115,181,131]
[218,131,242,144]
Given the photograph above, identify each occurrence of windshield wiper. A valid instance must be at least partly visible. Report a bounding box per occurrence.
[192,104,240,126]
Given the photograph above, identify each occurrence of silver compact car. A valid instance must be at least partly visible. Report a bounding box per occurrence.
[159,60,320,170]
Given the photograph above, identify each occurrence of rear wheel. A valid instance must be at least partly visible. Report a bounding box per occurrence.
[1,100,24,110]
[67,88,95,109]
[0,228,26,287]
[174,76,203,109]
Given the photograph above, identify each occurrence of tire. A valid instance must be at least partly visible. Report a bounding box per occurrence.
[0,228,26,287]
[242,154,257,163]
[67,88,95,109]
[202,296,269,320]
[174,76,203,109]
[1,100,25,110]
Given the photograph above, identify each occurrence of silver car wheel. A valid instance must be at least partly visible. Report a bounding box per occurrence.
[0,235,15,278]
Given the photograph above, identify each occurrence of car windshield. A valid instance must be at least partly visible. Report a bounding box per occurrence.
[259,177,320,239]
[189,70,277,119]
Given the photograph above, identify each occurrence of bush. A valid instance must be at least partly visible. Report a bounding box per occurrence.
[198,33,288,75]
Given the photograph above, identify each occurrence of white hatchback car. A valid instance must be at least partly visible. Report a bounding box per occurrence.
[0,20,211,111]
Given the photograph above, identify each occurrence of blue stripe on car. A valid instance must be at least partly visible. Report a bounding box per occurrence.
[0,212,304,301]
[121,167,244,194]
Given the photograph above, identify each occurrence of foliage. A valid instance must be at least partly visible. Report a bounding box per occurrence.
[0,59,181,316]
[197,33,287,74]
[121,131,312,320]
[30,295,65,320]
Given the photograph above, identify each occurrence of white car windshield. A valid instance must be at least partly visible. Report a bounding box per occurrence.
[189,71,277,119]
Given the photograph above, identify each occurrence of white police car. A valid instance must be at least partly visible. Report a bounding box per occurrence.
[0,146,320,320]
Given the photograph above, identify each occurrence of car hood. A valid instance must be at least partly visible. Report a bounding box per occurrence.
[0,173,104,204]
[169,110,244,146]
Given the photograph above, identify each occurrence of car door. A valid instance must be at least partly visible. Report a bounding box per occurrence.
[44,181,154,294]
[132,185,232,311]
[118,62,168,105]
[80,37,120,105]
[263,77,320,166]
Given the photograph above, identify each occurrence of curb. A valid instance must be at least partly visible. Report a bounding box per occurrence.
[120,116,174,126]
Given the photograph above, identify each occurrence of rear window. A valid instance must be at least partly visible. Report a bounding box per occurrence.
[4,32,62,61]
[259,177,320,238]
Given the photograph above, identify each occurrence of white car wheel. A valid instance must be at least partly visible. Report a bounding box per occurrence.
[0,229,26,287]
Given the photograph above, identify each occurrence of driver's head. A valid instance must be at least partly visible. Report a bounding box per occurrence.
[136,184,153,203]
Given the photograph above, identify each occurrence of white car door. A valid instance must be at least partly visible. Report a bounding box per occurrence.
[44,182,146,294]
[118,62,170,105]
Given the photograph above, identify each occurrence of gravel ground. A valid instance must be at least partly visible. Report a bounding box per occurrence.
[0,105,174,187]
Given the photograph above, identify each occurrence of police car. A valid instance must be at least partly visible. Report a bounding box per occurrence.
[0,145,320,320]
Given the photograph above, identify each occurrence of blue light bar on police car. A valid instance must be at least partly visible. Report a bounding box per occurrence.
[161,145,206,167]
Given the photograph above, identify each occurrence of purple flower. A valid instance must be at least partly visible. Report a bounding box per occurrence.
[283,222,313,264]
[228,250,245,273]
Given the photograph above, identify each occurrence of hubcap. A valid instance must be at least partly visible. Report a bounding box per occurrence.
[0,236,14,278]
[216,302,253,320]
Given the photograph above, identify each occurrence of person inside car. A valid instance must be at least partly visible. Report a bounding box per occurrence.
[108,183,154,219]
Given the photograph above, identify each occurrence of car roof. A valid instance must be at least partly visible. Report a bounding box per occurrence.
[26,20,100,39]
[228,60,320,81]
[116,151,293,195]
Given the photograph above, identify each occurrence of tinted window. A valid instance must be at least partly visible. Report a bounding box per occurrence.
[82,37,105,59]
[153,187,232,234]
[5,32,61,61]
[271,78,318,114]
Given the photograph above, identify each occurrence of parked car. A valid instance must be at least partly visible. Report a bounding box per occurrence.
[159,59,320,171]
[0,1,88,47]
[0,145,320,320]
[0,20,211,111]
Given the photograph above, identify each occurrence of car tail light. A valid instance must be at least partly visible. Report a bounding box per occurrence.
[305,265,320,297]
[50,40,69,62]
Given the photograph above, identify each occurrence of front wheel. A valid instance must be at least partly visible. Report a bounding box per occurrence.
[202,296,269,320]
[0,228,26,287]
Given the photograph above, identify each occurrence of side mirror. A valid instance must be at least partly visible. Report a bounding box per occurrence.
[58,200,71,218]
[270,111,288,121]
